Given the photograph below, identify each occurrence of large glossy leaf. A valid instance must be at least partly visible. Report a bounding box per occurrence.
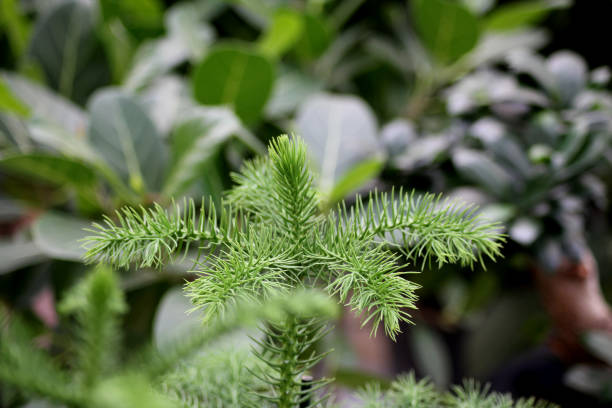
[258,9,303,59]
[0,78,29,117]
[32,211,90,261]
[88,89,167,193]
[27,0,111,105]
[1,72,87,135]
[412,0,480,64]
[0,153,97,188]
[485,0,570,32]
[193,45,275,125]
[163,107,263,197]
[294,94,383,194]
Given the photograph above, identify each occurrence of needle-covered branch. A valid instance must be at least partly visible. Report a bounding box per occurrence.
[334,189,505,269]
[83,198,238,268]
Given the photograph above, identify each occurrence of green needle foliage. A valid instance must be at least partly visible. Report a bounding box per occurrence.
[0,265,340,407]
[83,134,505,406]
[357,375,558,408]
[59,264,128,389]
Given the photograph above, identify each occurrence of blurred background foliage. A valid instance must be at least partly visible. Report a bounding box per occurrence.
[2,0,612,406]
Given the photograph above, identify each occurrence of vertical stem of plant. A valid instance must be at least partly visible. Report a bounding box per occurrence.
[277,316,299,408]
[405,74,434,119]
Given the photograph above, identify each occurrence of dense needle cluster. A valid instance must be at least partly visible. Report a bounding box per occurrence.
[85,135,504,338]
[83,135,505,406]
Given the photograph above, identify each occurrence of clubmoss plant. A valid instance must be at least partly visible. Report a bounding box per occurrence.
[83,135,505,406]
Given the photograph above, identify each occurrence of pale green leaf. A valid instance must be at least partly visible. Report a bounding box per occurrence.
[32,212,90,261]
[88,89,167,193]
[294,93,383,194]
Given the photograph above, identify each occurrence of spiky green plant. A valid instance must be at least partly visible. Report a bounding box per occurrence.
[83,135,505,406]
[356,375,558,408]
[0,265,340,407]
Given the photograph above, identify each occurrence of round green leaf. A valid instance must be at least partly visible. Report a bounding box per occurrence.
[193,46,275,125]
[412,0,480,64]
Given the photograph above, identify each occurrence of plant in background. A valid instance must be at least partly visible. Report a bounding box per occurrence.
[375,45,612,387]
[0,0,591,405]
[0,262,556,408]
[82,135,504,406]
[0,264,340,407]
[357,375,556,408]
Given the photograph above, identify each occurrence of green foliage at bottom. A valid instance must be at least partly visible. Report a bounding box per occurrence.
[357,375,558,408]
